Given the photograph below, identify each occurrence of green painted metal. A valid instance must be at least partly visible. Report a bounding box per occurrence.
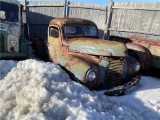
[60,55,91,82]
[0,37,29,58]
[0,0,29,59]
[69,39,127,56]
[0,52,28,58]
[0,34,29,59]
[0,36,29,58]
[0,31,8,52]
[19,38,29,54]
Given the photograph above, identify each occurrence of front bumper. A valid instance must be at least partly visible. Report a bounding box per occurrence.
[0,52,28,59]
[103,74,141,95]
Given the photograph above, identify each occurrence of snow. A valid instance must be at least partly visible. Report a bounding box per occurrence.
[0,59,160,120]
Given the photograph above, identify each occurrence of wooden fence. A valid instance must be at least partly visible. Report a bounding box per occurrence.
[67,2,107,38]
[105,2,160,40]
[21,1,107,39]
[21,1,160,41]
[24,1,65,39]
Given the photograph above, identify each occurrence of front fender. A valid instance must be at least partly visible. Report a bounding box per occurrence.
[122,56,139,80]
[59,55,98,89]
[126,43,152,70]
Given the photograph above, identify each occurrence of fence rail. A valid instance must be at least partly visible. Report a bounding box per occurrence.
[26,1,65,7]
[106,2,160,40]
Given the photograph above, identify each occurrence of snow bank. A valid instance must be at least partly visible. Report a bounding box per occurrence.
[0,60,17,80]
[119,76,160,120]
[0,59,159,120]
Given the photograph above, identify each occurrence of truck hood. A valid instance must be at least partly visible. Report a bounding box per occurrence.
[69,38,127,56]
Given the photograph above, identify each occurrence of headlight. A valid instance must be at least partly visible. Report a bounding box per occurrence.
[134,63,140,72]
[86,69,96,81]
[8,35,18,46]
[9,40,17,46]
[8,35,19,52]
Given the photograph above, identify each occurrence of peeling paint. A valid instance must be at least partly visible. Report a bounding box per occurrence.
[131,37,160,69]
[69,39,127,56]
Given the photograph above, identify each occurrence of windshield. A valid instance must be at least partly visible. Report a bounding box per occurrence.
[0,2,19,22]
[64,24,98,38]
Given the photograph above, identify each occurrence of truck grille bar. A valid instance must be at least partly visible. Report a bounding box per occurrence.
[104,58,124,89]
[0,33,5,52]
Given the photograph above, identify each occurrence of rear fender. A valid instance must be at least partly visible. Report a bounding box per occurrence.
[126,43,152,70]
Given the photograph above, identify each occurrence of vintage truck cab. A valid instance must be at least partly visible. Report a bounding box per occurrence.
[46,18,141,95]
[0,0,29,59]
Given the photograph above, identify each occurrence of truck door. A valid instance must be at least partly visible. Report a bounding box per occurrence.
[48,26,62,64]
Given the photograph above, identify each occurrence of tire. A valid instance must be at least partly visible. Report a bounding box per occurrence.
[35,39,48,59]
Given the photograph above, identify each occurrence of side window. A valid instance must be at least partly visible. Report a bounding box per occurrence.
[49,26,59,38]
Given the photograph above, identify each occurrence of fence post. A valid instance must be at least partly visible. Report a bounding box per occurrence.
[25,0,30,41]
[24,0,27,10]
[64,0,67,18]
[103,0,113,39]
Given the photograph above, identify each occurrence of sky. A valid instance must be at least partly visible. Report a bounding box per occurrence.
[0,49,160,119]
[18,0,160,6]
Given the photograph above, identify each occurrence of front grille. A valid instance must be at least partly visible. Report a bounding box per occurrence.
[0,33,5,52]
[104,58,125,89]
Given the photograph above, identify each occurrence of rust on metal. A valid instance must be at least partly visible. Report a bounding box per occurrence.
[126,42,152,70]
[104,74,141,96]
[47,18,141,95]
[68,38,127,56]
[131,37,160,69]
[0,33,4,52]
[50,18,96,27]
[104,58,125,88]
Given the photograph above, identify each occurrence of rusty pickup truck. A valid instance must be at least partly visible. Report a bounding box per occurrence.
[34,18,141,95]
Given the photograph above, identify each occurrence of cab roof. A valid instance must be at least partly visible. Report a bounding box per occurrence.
[49,18,97,27]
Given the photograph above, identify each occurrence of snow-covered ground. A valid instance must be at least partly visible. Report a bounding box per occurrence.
[0,59,160,120]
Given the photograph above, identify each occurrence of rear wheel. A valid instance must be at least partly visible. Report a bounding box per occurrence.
[34,38,48,60]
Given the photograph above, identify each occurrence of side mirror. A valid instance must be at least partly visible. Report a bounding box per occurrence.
[22,11,27,23]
